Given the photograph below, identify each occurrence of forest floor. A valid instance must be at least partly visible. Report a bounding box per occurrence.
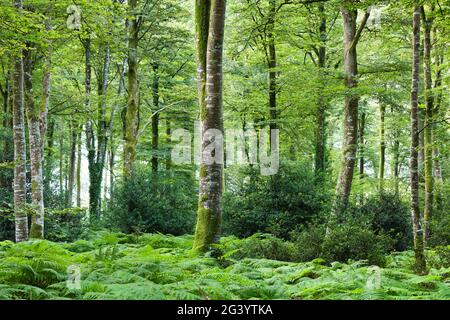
[0,231,449,300]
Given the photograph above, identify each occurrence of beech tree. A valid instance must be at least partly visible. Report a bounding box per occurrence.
[193,0,227,252]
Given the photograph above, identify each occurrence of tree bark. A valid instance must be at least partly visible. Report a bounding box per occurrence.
[193,0,226,252]
[359,111,366,179]
[314,3,328,175]
[151,63,159,173]
[332,4,369,214]
[410,5,426,274]
[379,103,386,191]
[123,0,140,178]
[421,6,434,244]
[12,3,28,241]
[66,122,77,207]
[24,48,45,238]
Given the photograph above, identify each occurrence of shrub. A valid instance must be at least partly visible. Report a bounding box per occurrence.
[44,207,87,242]
[213,234,300,263]
[222,162,331,239]
[355,192,411,251]
[293,222,395,266]
[104,165,196,236]
[428,210,450,247]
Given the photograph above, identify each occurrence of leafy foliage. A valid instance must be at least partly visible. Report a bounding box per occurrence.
[0,233,448,300]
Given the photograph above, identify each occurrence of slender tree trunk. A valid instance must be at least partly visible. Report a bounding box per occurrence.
[332,5,369,214]
[151,63,159,173]
[12,5,28,241]
[24,49,45,238]
[66,123,77,207]
[433,39,444,211]
[59,133,64,201]
[422,6,434,244]
[89,46,110,219]
[123,0,140,178]
[391,106,400,195]
[410,5,426,274]
[359,112,366,179]
[44,119,55,196]
[193,0,226,252]
[267,0,277,133]
[379,103,386,191]
[166,118,172,170]
[0,71,13,191]
[76,130,82,207]
[314,3,328,175]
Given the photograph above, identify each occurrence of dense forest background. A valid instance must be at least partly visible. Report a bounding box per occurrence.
[0,0,449,300]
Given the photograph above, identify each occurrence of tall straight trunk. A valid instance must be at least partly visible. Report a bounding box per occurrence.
[267,0,277,132]
[44,119,55,196]
[433,38,444,211]
[166,118,171,170]
[314,3,328,175]
[89,46,110,219]
[12,3,28,242]
[332,4,369,214]
[410,5,426,274]
[422,7,434,244]
[193,0,226,252]
[123,0,140,178]
[151,63,159,173]
[359,112,366,179]
[76,130,82,207]
[66,123,77,207]
[0,71,13,191]
[379,103,386,191]
[391,106,401,195]
[24,49,45,238]
[59,133,64,201]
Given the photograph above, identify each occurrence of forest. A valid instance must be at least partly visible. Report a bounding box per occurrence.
[0,0,449,301]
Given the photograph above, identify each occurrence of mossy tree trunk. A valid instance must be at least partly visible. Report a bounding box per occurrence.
[193,0,226,252]
[24,48,45,238]
[123,0,140,179]
[410,4,426,275]
[421,6,434,244]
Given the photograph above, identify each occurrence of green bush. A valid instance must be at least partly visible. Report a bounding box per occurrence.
[222,163,331,239]
[213,234,300,263]
[44,207,87,242]
[429,210,450,247]
[293,222,395,266]
[104,165,196,236]
[355,192,411,251]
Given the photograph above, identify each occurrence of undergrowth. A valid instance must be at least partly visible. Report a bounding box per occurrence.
[0,231,448,300]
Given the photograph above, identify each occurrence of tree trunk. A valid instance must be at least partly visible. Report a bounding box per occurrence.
[379,103,386,191]
[193,0,226,252]
[123,0,140,178]
[24,48,45,238]
[314,3,328,175]
[359,112,366,179]
[12,6,28,242]
[0,71,13,191]
[391,106,400,195]
[332,4,369,214]
[66,123,77,207]
[166,118,172,170]
[151,63,159,173]
[410,5,426,274]
[422,6,434,244]
[267,0,277,132]
[76,130,82,207]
